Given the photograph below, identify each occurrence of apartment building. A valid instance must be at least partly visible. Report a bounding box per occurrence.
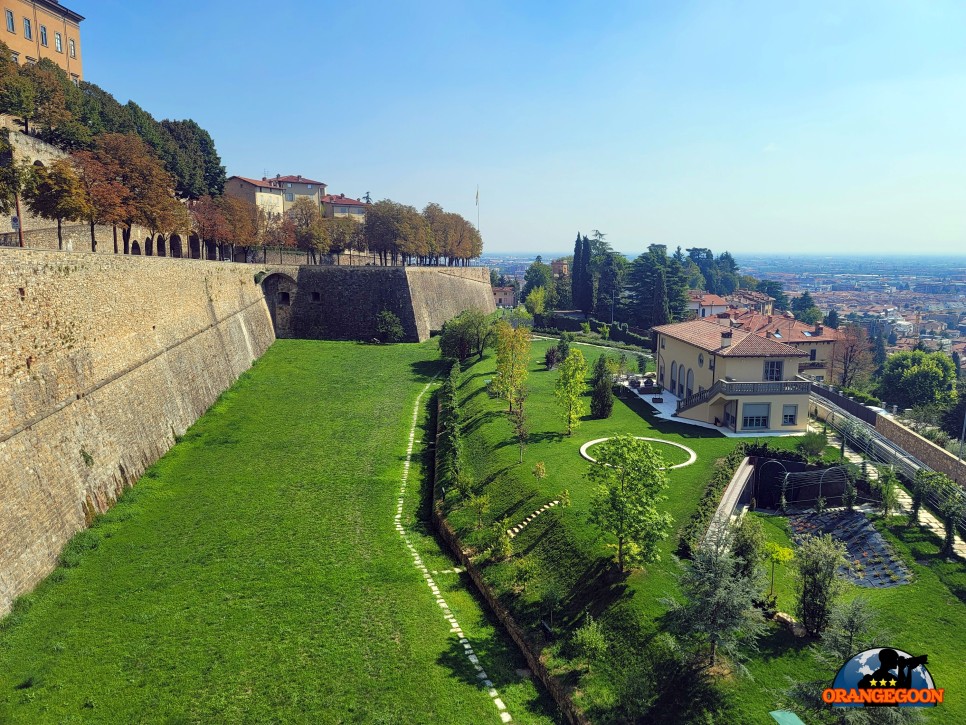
[3,0,83,82]
[322,193,366,222]
[224,176,285,218]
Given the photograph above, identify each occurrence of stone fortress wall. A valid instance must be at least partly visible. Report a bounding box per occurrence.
[265,265,494,342]
[0,249,276,614]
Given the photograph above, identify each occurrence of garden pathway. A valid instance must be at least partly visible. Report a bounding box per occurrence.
[810,423,966,559]
[395,381,513,723]
[507,501,560,540]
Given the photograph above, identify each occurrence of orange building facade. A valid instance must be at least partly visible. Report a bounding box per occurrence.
[3,0,83,82]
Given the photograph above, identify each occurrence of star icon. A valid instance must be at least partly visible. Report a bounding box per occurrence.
[889,679,897,687]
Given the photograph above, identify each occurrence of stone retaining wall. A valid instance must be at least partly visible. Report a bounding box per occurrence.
[0,250,275,614]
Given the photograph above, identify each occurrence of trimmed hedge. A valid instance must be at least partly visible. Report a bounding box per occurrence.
[677,444,749,558]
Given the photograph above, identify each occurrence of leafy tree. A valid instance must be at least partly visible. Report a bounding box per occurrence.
[556,333,572,362]
[941,396,966,442]
[572,615,607,670]
[555,348,588,435]
[376,310,404,343]
[590,375,614,419]
[469,493,490,530]
[756,279,789,310]
[831,324,875,389]
[731,515,766,582]
[492,321,531,411]
[24,158,91,250]
[521,258,554,305]
[440,309,492,362]
[765,541,794,601]
[0,75,37,133]
[587,435,672,572]
[872,332,887,374]
[878,349,958,410]
[663,533,766,669]
[910,471,943,526]
[937,477,965,558]
[794,534,847,636]
[524,285,547,315]
[73,147,127,252]
[823,309,840,329]
[873,466,901,519]
[544,345,560,370]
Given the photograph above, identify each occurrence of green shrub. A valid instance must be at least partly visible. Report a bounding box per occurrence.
[677,445,748,558]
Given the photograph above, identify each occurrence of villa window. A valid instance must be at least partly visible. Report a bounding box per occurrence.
[782,404,798,426]
[763,360,783,381]
[742,403,770,430]
[810,348,817,361]
[660,336,665,349]
[55,32,62,52]
[23,17,31,40]
[40,25,47,46]
[285,193,294,202]
[69,38,76,57]
[5,10,13,33]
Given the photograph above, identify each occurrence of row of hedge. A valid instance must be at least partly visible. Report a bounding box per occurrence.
[435,362,464,493]
[677,443,750,558]
[534,314,652,348]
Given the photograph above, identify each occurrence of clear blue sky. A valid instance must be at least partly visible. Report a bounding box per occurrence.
[81,1,966,257]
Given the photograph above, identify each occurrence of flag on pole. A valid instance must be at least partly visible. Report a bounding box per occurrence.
[475,186,479,206]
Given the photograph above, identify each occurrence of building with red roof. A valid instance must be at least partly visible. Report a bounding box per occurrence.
[652,319,810,433]
[322,193,367,223]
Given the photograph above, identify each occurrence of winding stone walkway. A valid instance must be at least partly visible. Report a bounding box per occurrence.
[395,381,513,723]
[507,501,560,540]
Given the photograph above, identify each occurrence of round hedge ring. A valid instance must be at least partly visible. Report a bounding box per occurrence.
[579,437,697,470]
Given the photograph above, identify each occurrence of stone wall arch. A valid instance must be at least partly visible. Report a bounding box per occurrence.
[189,234,201,259]
[131,241,142,255]
[156,235,167,257]
[145,237,153,256]
[170,234,183,259]
[261,272,298,338]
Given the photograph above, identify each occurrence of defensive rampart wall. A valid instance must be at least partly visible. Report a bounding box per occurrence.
[0,250,275,614]
[264,265,494,342]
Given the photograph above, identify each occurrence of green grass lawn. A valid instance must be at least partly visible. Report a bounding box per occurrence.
[726,511,966,723]
[447,337,966,723]
[0,340,555,724]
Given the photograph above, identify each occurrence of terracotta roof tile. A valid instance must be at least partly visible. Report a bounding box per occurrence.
[653,319,806,357]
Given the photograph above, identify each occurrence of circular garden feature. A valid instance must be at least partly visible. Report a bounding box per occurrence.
[579,436,698,470]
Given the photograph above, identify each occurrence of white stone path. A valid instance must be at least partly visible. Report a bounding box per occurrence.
[507,501,560,540]
[395,381,513,723]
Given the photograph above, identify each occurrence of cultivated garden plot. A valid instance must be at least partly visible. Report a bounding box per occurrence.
[787,511,912,588]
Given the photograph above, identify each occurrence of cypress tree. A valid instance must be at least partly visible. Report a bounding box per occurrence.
[652,268,670,327]
[572,233,583,311]
[580,235,593,313]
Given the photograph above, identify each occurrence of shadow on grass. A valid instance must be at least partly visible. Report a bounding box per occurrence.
[619,396,726,440]
[435,629,561,722]
[463,410,502,437]
[562,558,632,626]
[410,358,445,383]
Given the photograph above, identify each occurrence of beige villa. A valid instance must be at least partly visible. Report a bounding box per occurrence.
[653,319,811,433]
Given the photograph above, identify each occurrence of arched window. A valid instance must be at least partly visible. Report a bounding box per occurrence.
[145,238,153,256]
[131,241,141,255]
[156,235,166,257]
[670,361,677,390]
[686,369,694,397]
[659,363,665,385]
[170,234,183,258]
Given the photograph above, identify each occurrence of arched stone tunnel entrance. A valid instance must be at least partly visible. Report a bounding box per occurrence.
[261,272,298,338]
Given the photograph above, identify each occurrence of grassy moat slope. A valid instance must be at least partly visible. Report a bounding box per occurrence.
[0,340,554,724]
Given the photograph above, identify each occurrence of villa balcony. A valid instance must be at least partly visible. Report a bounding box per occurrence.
[676,379,811,413]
